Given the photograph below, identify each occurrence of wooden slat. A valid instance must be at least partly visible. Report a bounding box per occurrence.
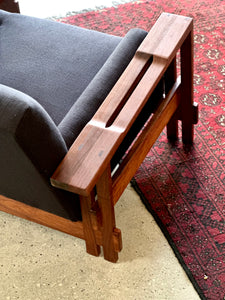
[112,79,181,204]
[0,194,122,252]
[0,194,84,238]
[93,53,151,126]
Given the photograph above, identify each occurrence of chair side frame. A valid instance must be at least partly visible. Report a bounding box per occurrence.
[0,13,198,262]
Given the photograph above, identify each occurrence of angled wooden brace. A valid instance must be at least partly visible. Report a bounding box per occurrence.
[51,13,198,262]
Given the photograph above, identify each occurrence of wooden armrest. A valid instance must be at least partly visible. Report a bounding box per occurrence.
[51,13,193,196]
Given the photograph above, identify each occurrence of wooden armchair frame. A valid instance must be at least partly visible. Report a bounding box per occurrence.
[0,13,198,262]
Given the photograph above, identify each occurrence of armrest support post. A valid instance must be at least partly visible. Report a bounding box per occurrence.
[96,164,119,262]
[80,193,101,257]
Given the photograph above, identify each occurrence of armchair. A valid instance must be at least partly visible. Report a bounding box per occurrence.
[0,9,198,262]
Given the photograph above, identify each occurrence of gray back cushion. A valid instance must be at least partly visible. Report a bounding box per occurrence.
[0,10,121,125]
[0,10,147,148]
[59,28,148,147]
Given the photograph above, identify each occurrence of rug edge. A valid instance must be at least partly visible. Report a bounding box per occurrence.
[131,178,206,300]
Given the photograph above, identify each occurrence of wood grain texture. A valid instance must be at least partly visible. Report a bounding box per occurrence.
[112,78,181,204]
[50,53,151,195]
[96,165,119,262]
[80,194,100,257]
[0,194,84,238]
[137,12,193,59]
[0,194,122,254]
[51,58,166,195]
[51,14,193,196]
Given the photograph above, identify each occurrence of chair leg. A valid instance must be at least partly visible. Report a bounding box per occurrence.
[80,194,100,257]
[167,113,178,142]
[96,165,119,263]
[166,58,178,141]
[180,30,194,144]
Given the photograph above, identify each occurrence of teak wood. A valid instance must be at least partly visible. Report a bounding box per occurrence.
[51,13,194,196]
[0,0,20,12]
[1,13,198,262]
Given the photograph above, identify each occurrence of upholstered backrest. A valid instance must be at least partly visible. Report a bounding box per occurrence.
[0,10,122,125]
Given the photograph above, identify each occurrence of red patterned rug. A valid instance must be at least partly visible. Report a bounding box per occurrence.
[58,1,225,299]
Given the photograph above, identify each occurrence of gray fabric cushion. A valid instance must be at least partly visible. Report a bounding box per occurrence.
[0,84,67,176]
[0,10,147,148]
[0,84,81,220]
[59,28,148,148]
[0,10,122,125]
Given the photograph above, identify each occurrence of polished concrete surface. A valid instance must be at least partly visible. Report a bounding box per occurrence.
[0,185,199,299]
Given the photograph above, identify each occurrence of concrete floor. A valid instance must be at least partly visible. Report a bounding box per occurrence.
[0,186,200,299]
[1,1,200,299]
